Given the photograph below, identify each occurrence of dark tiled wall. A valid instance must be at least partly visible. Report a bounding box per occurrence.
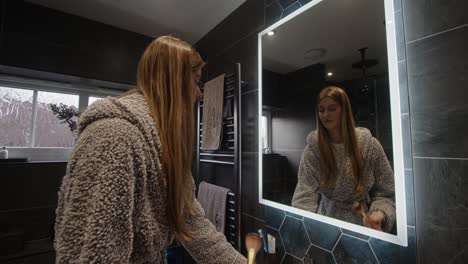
[194,0,438,263]
[403,0,468,263]
[0,0,152,85]
[0,162,66,262]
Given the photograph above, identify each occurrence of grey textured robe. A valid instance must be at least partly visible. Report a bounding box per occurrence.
[291,128,396,232]
[54,92,245,263]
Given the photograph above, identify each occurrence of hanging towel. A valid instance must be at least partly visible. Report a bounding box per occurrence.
[197,181,230,233]
[201,74,225,150]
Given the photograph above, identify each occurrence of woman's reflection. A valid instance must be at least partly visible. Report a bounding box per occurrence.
[291,86,395,232]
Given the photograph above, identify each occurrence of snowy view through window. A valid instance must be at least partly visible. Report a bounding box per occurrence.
[0,87,78,147]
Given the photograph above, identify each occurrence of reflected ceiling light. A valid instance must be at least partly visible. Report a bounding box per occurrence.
[267,31,275,36]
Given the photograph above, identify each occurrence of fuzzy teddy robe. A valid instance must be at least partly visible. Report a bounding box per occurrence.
[54,92,245,263]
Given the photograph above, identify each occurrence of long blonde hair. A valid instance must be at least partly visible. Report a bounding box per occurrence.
[136,36,204,240]
[316,86,364,194]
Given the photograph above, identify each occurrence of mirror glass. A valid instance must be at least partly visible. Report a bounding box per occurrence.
[259,0,407,246]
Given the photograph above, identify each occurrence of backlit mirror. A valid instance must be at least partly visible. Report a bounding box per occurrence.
[258,0,407,246]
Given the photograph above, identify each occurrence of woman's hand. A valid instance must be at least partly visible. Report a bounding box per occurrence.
[363,211,385,231]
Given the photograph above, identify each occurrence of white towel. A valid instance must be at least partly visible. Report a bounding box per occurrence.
[201,74,225,150]
[197,181,230,233]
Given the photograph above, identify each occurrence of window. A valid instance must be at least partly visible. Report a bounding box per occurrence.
[88,96,104,106]
[34,91,79,148]
[0,81,121,149]
[0,86,34,147]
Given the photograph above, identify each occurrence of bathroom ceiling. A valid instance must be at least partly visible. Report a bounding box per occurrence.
[262,0,388,81]
[26,0,246,44]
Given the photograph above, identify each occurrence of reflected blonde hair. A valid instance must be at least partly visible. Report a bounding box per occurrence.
[136,35,204,240]
[316,86,364,194]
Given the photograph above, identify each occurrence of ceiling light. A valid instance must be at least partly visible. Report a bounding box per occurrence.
[267,31,275,36]
[327,72,333,76]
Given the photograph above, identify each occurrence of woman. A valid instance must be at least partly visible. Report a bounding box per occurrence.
[54,36,245,263]
[291,86,395,232]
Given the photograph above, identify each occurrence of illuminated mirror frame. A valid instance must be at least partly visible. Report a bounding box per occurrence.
[258,0,408,246]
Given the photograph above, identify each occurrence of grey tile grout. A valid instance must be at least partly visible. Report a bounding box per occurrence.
[368,239,381,264]
[241,89,258,95]
[413,156,468,161]
[331,233,343,252]
[241,212,265,223]
[407,23,468,44]
[340,233,369,243]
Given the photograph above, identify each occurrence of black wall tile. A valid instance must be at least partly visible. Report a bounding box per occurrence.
[398,61,409,114]
[241,91,259,152]
[0,162,65,211]
[413,158,468,264]
[333,234,378,264]
[393,0,401,12]
[241,152,264,219]
[304,245,335,264]
[265,1,283,28]
[405,169,415,226]
[195,0,264,58]
[303,218,341,251]
[407,26,468,158]
[369,226,417,264]
[1,1,151,84]
[395,10,406,62]
[264,206,286,230]
[340,228,369,241]
[278,0,297,10]
[0,207,56,241]
[282,253,304,264]
[299,0,312,6]
[280,216,310,258]
[402,0,468,42]
[281,2,301,19]
[401,114,413,169]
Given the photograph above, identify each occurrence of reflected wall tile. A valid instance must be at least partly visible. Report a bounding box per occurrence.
[304,245,335,264]
[265,1,283,27]
[278,0,297,9]
[303,217,341,251]
[285,211,303,220]
[398,61,409,114]
[265,206,286,230]
[413,158,468,264]
[395,10,406,62]
[280,216,311,259]
[241,152,264,219]
[407,25,468,158]
[299,0,312,6]
[282,253,304,264]
[401,114,413,169]
[241,91,258,152]
[281,2,301,19]
[393,0,401,12]
[369,226,416,264]
[405,169,415,226]
[402,0,468,42]
[333,235,378,264]
[340,228,369,241]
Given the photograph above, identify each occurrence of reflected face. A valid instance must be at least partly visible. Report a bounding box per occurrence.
[318,97,342,131]
[191,68,203,103]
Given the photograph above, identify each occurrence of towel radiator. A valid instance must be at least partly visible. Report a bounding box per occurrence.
[196,63,241,250]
